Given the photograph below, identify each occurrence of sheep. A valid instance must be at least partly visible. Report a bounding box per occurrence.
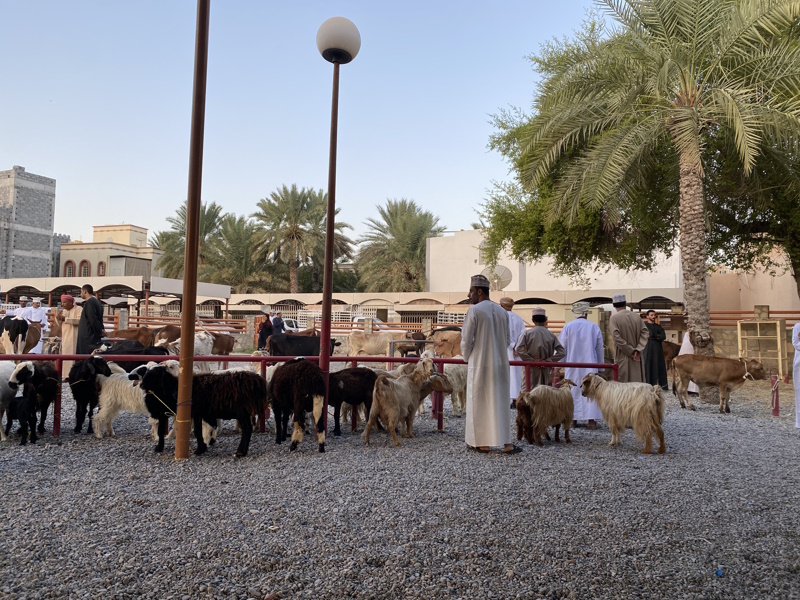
[363,358,434,447]
[68,356,122,434]
[5,394,38,445]
[515,379,577,446]
[92,371,150,439]
[0,360,19,441]
[443,357,467,417]
[128,361,180,441]
[328,367,378,436]
[580,374,666,454]
[269,358,326,452]
[8,361,59,435]
[139,364,267,457]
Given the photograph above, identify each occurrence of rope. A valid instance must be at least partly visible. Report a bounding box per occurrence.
[146,390,177,417]
[739,358,755,381]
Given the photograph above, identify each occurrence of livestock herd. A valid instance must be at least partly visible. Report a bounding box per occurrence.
[0,324,772,457]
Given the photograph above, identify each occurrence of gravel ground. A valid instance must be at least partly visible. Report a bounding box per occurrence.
[0,374,798,600]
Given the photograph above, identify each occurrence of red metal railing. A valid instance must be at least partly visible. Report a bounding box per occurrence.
[2,353,617,439]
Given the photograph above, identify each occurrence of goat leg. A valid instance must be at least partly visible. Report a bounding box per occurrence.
[155,417,168,452]
[234,416,252,458]
[553,424,561,442]
[193,417,208,455]
[564,421,571,444]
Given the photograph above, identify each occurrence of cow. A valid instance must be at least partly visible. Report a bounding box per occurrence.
[348,331,409,357]
[107,327,155,347]
[20,323,43,355]
[428,327,462,358]
[662,340,681,388]
[210,331,236,355]
[98,340,170,372]
[394,331,428,358]
[269,333,340,357]
[673,354,767,413]
[1,316,29,354]
[153,324,181,346]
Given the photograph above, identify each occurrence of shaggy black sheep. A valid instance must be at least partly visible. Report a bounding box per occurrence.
[99,340,170,372]
[8,361,59,435]
[269,358,326,452]
[328,367,377,437]
[140,365,266,457]
[68,356,114,434]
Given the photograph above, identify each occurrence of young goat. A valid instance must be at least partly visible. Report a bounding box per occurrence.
[516,379,576,446]
[69,356,124,434]
[328,367,377,436]
[8,361,59,436]
[269,358,326,452]
[364,358,434,447]
[443,357,467,417]
[580,374,666,454]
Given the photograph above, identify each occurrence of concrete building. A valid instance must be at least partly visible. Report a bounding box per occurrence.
[59,224,163,280]
[0,165,58,278]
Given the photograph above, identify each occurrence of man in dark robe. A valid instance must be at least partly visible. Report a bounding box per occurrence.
[257,317,273,350]
[76,284,104,354]
[643,309,668,390]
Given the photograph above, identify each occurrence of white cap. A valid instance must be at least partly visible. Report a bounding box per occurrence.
[612,293,626,303]
[19,295,29,302]
[32,297,43,303]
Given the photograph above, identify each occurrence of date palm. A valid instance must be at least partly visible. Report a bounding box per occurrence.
[511,0,800,356]
[357,199,445,292]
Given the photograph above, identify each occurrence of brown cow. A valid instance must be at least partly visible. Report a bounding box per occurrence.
[429,328,462,358]
[153,324,181,346]
[673,354,767,413]
[210,332,236,355]
[662,340,681,387]
[108,326,155,347]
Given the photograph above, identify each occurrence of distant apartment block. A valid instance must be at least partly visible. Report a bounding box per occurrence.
[0,165,57,278]
[60,224,163,280]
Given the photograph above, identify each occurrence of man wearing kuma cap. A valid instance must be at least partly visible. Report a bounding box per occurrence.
[609,293,649,383]
[499,297,526,407]
[22,297,49,354]
[515,306,565,389]
[559,301,604,428]
[460,274,520,454]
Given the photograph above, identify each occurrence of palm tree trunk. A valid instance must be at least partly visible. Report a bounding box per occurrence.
[289,257,299,293]
[679,154,716,404]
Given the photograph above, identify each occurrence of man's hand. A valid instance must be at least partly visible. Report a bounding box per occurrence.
[633,350,641,362]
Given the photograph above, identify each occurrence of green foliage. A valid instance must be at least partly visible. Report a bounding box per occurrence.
[357,199,445,292]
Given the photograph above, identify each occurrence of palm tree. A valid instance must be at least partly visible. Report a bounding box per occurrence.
[200,215,286,292]
[357,199,445,292]
[151,200,227,278]
[509,0,800,356]
[252,185,353,293]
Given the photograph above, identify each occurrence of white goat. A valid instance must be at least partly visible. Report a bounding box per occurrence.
[443,356,467,417]
[156,332,215,372]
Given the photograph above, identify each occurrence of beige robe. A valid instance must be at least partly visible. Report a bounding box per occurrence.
[515,325,565,388]
[609,309,649,383]
[60,306,82,376]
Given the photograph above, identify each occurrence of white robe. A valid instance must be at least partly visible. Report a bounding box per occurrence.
[461,300,511,448]
[506,310,527,399]
[679,334,700,393]
[792,323,800,429]
[558,317,604,420]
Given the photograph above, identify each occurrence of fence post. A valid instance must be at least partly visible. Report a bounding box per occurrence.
[118,308,129,330]
[259,360,269,432]
[245,315,255,346]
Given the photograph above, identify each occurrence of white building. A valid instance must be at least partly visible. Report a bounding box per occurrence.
[59,224,163,279]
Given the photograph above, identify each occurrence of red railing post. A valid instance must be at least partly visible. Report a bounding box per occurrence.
[54,356,62,436]
[259,360,268,432]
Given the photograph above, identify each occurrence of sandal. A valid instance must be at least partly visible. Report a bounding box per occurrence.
[503,445,523,455]
[468,445,490,453]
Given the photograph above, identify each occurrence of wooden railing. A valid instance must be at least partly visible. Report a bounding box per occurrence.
[103,314,247,334]
[709,310,800,328]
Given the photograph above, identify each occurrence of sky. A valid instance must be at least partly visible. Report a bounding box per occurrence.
[0,0,595,244]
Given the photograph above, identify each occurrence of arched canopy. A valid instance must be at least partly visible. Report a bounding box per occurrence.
[514,297,558,305]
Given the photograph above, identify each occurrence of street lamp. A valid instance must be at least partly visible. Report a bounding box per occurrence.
[317,17,360,435]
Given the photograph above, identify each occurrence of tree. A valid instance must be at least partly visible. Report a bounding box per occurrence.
[251,185,353,294]
[150,200,227,278]
[488,1,800,357]
[199,214,287,292]
[357,199,445,292]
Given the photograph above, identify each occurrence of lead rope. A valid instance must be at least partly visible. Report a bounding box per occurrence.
[740,358,755,381]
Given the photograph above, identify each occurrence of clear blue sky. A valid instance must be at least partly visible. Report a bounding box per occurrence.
[1,1,594,243]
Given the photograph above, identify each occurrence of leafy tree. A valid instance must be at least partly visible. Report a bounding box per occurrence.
[357,199,445,292]
[150,201,227,278]
[199,214,286,292]
[487,1,800,357]
[251,185,353,293]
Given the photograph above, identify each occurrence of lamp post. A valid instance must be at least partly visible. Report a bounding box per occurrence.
[317,17,361,434]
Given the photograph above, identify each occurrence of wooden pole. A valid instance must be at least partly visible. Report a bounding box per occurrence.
[175,0,210,460]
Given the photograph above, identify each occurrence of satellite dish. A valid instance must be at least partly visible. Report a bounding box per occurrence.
[481,265,513,291]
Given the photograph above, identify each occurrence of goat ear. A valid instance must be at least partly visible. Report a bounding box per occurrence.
[87,362,95,375]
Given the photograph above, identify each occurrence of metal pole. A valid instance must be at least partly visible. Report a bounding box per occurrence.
[319,61,341,433]
[175,0,211,460]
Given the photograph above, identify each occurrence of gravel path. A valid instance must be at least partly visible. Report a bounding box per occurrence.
[0,377,798,599]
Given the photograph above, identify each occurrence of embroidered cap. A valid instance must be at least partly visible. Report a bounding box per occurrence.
[571,301,590,315]
[531,307,546,317]
[32,297,43,303]
[612,293,626,303]
[19,296,29,302]
[470,274,490,288]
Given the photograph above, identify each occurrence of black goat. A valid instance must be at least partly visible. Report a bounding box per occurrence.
[99,340,170,372]
[68,356,114,434]
[5,394,38,445]
[269,358,326,452]
[8,361,59,435]
[328,367,377,436]
[140,365,266,457]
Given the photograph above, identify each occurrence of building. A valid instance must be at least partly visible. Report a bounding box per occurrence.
[59,224,163,279]
[0,165,58,278]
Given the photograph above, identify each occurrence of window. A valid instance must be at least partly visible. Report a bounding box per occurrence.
[79,260,90,277]
[64,261,75,277]
[477,241,486,265]
[98,262,106,276]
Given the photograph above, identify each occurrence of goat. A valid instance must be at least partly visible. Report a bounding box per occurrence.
[363,358,434,446]
[8,361,59,435]
[580,374,666,454]
[269,358,326,452]
[443,357,467,417]
[92,370,150,439]
[0,361,18,441]
[328,367,377,436]
[515,379,576,446]
[68,356,121,434]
